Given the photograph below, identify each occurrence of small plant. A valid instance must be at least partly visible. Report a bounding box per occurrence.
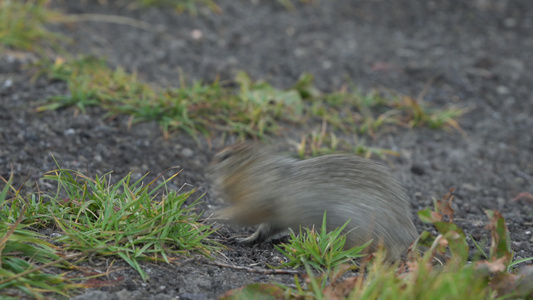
[0,176,82,299]
[394,94,468,134]
[40,168,220,281]
[296,122,399,159]
[273,212,371,273]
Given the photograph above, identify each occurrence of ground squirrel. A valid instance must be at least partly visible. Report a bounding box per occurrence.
[207,143,419,260]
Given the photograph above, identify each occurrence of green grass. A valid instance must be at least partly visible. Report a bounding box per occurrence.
[0,176,83,299]
[40,168,220,281]
[33,56,468,153]
[296,124,401,159]
[272,212,371,273]
[0,167,221,298]
[34,57,309,140]
[0,0,66,51]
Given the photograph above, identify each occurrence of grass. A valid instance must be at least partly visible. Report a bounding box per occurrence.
[222,190,533,300]
[40,168,220,281]
[32,55,468,156]
[0,0,67,52]
[33,57,308,140]
[296,122,401,159]
[272,212,371,273]
[0,167,221,298]
[0,176,83,299]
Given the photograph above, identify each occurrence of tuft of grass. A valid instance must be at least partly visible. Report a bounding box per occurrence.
[316,85,468,136]
[1,164,223,295]
[0,176,83,299]
[272,212,371,273]
[295,122,400,159]
[0,0,67,51]
[38,168,220,281]
[393,94,469,134]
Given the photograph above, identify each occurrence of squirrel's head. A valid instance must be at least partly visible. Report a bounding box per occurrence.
[206,142,270,204]
[206,142,263,184]
[208,142,259,168]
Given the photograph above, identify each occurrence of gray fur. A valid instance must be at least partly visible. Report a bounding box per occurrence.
[207,143,419,260]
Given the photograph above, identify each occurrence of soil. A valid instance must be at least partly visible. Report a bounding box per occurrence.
[1,0,533,299]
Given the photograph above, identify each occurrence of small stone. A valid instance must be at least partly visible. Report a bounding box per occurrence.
[496,197,506,207]
[504,18,517,28]
[496,85,509,94]
[64,128,76,136]
[190,29,203,40]
[181,148,194,158]
[3,78,13,88]
[462,183,479,192]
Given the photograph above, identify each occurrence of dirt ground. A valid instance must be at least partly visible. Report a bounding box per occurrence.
[1,0,532,299]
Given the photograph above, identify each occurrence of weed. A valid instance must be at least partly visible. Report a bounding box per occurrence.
[272,212,371,273]
[1,164,223,295]
[39,168,220,281]
[0,176,82,299]
[296,122,399,159]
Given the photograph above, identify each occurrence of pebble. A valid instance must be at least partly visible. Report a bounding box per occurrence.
[64,128,76,136]
[3,78,13,88]
[496,85,510,94]
[462,183,479,192]
[181,148,194,158]
[504,18,517,28]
